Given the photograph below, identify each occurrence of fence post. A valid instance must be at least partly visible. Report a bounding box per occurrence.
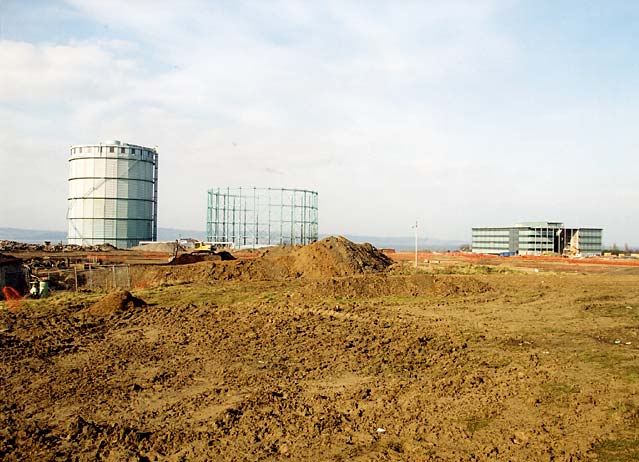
[74,267,78,292]
[112,265,116,290]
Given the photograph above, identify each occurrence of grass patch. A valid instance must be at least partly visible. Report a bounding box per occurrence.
[579,350,639,383]
[379,438,404,454]
[395,262,518,275]
[579,349,637,374]
[377,294,438,305]
[582,303,639,319]
[5,290,106,314]
[136,281,283,307]
[466,417,491,435]
[610,401,639,426]
[432,264,516,275]
[624,366,639,383]
[592,438,639,461]
[483,357,512,369]
[261,291,281,303]
[542,381,580,396]
[4,281,284,315]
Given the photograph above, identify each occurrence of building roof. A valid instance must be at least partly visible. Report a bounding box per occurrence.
[0,253,22,266]
[515,222,564,228]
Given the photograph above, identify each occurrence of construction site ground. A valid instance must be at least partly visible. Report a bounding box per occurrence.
[2,238,639,461]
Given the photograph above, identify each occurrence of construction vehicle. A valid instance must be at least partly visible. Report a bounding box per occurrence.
[190,241,234,253]
[191,242,214,253]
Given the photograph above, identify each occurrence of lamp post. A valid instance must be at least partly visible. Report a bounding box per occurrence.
[412,221,418,269]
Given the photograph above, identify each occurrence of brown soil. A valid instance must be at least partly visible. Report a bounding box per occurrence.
[290,236,393,278]
[87,290,147,316]
[295,273,491,299]
[168,251,235,266]
[131,236,393,287]
[3,239,639,461]
[130,242,180,253]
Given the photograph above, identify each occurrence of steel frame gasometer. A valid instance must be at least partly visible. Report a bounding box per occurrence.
[206,187,319,248]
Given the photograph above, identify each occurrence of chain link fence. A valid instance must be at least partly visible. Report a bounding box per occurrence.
[34,265,132,292]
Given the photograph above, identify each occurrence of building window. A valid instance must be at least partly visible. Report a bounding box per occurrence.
[110,146,115,153]
[78,147,82,153]
[121,147,125,153]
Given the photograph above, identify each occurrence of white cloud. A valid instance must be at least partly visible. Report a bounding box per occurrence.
[0,1,521,236]
[0,40,138,104]
[2,1,637,244]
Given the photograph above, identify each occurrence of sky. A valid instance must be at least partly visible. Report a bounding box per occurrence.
[0,0,638,245]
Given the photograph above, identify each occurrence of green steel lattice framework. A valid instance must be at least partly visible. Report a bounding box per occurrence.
[206,187,319,247]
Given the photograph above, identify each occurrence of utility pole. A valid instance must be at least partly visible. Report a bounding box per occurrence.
[412,221,419,269]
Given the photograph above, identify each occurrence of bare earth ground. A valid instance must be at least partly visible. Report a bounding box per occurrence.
[3,244,639,460]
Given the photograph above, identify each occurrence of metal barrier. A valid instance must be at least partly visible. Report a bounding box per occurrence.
[80,265,132,291]
[33,265,132,292]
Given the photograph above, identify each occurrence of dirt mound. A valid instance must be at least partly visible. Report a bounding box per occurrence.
[296,274,492,299]
[169,251,235,265]
[88,290,146,316]
[432,275,492,296]
[130,259,292,287]
[290,236,393,278]
[130,241,180,253]
[129,237,392,286]
[259,245,295,258]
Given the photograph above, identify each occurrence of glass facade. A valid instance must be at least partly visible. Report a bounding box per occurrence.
[471,228,516,254]
[573,228,603,255]
[472,222,602,256]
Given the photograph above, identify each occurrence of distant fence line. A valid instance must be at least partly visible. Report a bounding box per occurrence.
[34,265,132,292]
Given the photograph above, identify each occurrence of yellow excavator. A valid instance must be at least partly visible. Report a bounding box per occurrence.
[191,242,214,253]
[190,241,234,253]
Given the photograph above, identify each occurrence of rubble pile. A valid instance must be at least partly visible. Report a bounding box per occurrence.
[0,240,117,253]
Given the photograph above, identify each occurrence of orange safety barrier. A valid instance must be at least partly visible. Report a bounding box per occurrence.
[85,253,172,260]
[2,286,23,312]
[390,252,639,267]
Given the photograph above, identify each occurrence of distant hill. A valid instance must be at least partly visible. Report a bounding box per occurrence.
[0,227,207,244]
[157,231,466,250]
[0,227,67,243]
[156,228,206,241]
[329,234,467,251]
[0,227,466,250]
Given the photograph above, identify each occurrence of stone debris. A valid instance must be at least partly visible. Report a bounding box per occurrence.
[0,240,117,253]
